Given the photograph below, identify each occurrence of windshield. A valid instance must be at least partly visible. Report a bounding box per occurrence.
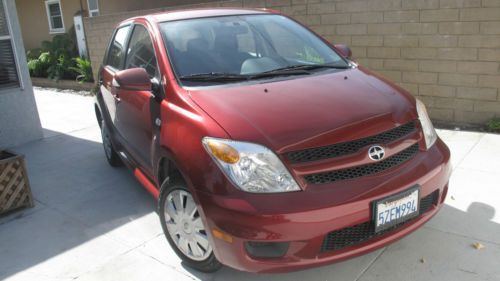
[159,14,349,85]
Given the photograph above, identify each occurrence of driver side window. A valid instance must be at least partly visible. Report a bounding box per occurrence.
[107,25,131,70]
[125,25,159,78]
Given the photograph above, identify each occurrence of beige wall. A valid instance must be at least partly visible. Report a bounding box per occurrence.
[16,0,82,50]
[84,0,500,125]
[98,0,220,15]
[15,0,215,50]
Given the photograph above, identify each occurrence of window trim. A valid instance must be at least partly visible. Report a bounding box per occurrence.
[87,0,99,17]
[0,0,22,92]
[103,23,132,72]
[124,23,161,79]
[45,0,65,34]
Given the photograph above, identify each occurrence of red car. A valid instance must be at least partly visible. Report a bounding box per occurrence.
[95,8,451,273]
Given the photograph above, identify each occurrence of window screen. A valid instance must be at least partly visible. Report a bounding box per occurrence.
[45,0,64,32]
[125,25,158,78]
[106,25,131,70]
[0,1,19,89]
[87,0,99,17]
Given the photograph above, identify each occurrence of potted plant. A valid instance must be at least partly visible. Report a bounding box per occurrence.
[0,150,34,215]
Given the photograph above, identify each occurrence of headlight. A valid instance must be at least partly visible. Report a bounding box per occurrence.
[202,137,301,193]
[416,99,437,149]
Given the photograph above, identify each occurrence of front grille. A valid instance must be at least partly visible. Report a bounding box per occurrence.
[287,121,416,164]
[305,143,419,184]
[320,190,439,252]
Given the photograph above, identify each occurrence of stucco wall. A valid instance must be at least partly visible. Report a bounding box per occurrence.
[83,0,500,125]
[1,0,42,148]
[16,0,82,50]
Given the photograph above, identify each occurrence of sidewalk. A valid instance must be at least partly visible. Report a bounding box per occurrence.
[1,88,499,281]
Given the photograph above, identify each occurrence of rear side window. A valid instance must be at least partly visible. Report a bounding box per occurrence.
[106,25,131,70]
[125,25,159,78]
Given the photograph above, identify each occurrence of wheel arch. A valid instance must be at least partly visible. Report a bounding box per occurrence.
[95,103,103,128]
[158,156,183,187]
[155,147,192,196]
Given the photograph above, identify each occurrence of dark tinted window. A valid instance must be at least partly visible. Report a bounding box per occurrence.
[106,25,130,70]
[125,25,159,78]
[0,3,19,89]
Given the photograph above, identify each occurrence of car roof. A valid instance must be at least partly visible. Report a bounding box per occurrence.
[137,8,274,24]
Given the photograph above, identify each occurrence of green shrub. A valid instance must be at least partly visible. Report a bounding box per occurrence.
[47,54,73,81]
[41,32,78,59]
[26,48,42,60]
[487,118,500,133]
[26,32,79,80]
[69,57,93,83]
[27,51,51,77]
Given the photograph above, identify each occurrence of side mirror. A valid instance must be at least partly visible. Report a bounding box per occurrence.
[113,68,151,91]
[334,44,352,59]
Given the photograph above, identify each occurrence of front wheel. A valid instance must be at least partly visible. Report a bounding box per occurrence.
[100,121,121,167]
[159,181,221,272]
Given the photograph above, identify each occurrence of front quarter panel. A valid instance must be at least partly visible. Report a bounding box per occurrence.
[159,84,231,195]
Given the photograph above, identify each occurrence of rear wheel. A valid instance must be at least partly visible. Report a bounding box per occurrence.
[100,121,121,167]
[159,181,221,272]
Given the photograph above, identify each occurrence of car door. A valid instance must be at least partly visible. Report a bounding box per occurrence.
[114,24,161,171]
[100,24,132,133]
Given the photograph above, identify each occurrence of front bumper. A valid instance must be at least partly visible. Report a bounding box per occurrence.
[196,138,451,273]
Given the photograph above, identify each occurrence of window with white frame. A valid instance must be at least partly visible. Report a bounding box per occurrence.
[0,0,19,90]
[87,0,99,17]
[45,0,64,33]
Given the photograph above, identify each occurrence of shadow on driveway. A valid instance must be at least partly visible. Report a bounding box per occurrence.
[0,129,159,279]
[1,129,499,281]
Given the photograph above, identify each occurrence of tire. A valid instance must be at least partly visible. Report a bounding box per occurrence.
[100,121,122,167]
[159,180,222,273]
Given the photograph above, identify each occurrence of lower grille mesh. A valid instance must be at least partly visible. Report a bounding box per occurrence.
[320,190,439,252]
[305,144,419,184]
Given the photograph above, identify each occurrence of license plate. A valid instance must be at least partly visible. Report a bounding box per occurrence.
[374,187,420,233]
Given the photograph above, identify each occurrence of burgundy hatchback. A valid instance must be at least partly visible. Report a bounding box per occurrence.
[94,8,451,273]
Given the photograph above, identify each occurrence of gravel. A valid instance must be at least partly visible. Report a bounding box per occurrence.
[33,86,93,97]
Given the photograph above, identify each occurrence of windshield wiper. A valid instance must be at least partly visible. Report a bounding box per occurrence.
[179,72,249,82]
[244,64,349,80]
[261,63,350,74]
[179,64,349,83]
[179,70,311,83]
[247,69,311,79]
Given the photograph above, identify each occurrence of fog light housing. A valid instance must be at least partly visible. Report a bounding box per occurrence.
[245,241,289,258]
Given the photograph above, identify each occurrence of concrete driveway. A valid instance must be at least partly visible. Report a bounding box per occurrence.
[1,88,499,281]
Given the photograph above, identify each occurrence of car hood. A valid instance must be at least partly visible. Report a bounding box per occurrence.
[188,67,417,153]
